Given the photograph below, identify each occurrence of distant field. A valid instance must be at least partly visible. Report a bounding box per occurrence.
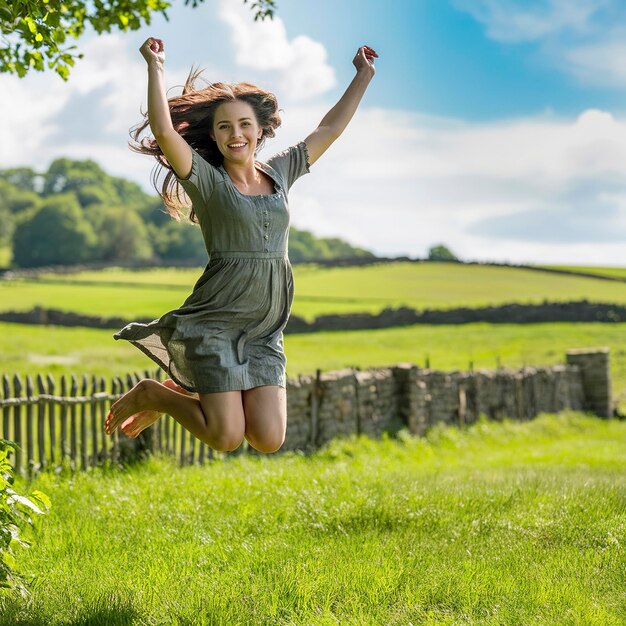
[2,263,625,412]
[541,265,626,280]
[2,262,626,321]
[1,321,624,410]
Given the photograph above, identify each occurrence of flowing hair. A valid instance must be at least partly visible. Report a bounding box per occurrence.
[130,69,281,223]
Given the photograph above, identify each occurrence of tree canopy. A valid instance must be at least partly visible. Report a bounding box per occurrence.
[428,244,460,262]
[0,157,373,269]
[0,0,276,79]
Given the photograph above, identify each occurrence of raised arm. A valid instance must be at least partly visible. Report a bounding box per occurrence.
[140,38,193,179]
[304,45,378,166]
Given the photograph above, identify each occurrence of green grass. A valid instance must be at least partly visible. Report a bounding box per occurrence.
[2,321,625,411]
[543,265,626,280]
[3,262,626,320]
[3,412,626,625]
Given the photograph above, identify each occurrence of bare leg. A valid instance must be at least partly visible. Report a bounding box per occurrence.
[242,385,287,453]
[105,379,245,451]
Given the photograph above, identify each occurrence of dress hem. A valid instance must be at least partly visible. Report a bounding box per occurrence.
[115,335,286,395]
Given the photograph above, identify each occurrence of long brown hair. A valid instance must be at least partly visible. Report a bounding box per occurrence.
[130,69,281,223]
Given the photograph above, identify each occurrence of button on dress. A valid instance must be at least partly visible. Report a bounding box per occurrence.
[114,141,310,393]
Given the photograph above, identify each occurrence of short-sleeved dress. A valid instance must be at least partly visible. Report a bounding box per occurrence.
[114,141,310,394]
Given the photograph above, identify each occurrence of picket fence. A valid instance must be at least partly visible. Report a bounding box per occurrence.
[0,348,612,477]
[0,369,220,476]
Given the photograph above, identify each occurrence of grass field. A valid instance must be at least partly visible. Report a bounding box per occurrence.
[2,320,625,411]
[2,262,626,320]
[2,412,626,625]
[543,265,626,280]
[2,263,625,411]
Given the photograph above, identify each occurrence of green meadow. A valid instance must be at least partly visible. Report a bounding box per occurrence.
[2,262,626,320]
[543,265,626,280]
[1,320,625,411]
[1,261,626,410]
[2,413,626,625]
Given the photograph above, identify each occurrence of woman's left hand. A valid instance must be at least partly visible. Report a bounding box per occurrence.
[353,45,378,76]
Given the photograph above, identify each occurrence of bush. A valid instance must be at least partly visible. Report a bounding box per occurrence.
[0,440,50,598]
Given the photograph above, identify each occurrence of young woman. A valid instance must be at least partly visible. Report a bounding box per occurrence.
[104,37,378,453]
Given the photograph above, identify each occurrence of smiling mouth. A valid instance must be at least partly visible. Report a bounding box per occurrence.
[228,142,247,149]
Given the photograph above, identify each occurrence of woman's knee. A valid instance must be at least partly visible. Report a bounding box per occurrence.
[199,392,245,451]
[211,427,245,452]
[246,423,285,454]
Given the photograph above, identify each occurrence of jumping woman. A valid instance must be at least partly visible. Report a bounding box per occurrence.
[104,37,378,453]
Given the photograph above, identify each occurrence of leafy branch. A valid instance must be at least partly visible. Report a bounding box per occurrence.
[0,0,276,80]
[0,439,51,598]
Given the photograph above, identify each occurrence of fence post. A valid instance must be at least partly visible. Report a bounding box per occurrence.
[25,376,34,476]
[36,374,46,473]
[70,375,78,472]
[81,374,88,471]
[47,374,56,467]
[99,377,107,465]
[90,375,98,468]
[180,423,187,467]
[2,374,9,441]
[12,374,22,475]
[60,376,68,464]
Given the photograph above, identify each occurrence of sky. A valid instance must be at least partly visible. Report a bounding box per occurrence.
[2,0,626,266]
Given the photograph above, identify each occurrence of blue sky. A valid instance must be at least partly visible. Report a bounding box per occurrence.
[2,0,626,265]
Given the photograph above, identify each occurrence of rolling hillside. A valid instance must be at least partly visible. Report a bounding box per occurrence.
[1,261,625,321]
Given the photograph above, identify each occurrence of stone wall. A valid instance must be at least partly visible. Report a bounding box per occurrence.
[281,350,606,451]
[3,301,626,333]
[566,348,612,417]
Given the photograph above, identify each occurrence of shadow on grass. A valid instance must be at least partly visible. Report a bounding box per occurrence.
[0,591,143,626]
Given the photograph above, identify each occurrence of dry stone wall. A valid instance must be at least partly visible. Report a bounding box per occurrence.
[281,350,606,451]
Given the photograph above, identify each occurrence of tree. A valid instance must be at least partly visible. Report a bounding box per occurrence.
[0,0,276,80]
[0,181,39,213]
[428,244,459,262]
[288,227,374,262]
[42,157,154,213]
[95,206,154,262]
[0,167,41,192]
[151,220,207,261]
[13,194,98,267]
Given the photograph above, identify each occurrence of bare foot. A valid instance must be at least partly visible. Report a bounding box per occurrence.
[105,379,194,436]
[116,379,175,438]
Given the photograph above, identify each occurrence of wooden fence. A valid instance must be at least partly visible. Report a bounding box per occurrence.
[0,369,219,477]
[1,349,610,477]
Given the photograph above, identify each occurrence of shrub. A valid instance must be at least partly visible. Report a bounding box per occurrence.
[0,440,50,598]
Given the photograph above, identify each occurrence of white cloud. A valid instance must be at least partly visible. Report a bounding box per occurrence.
[263,105,626,264]
[218,0,335,100]
[454,0,626,89]
[454,0,606,42]
[561,36,626,88]
[0,71,68,167]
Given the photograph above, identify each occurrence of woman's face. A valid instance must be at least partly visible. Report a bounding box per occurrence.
[211,100,263,163]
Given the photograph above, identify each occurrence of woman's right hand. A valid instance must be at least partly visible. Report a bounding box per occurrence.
[140,38,165,66]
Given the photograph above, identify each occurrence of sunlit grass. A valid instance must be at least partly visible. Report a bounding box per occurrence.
[1,321,625,411]
[2,412,626,625]
[3,262,626,320]
[542,265,626,280]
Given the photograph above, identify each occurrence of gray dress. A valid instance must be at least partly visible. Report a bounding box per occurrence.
[114,141,310,393]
